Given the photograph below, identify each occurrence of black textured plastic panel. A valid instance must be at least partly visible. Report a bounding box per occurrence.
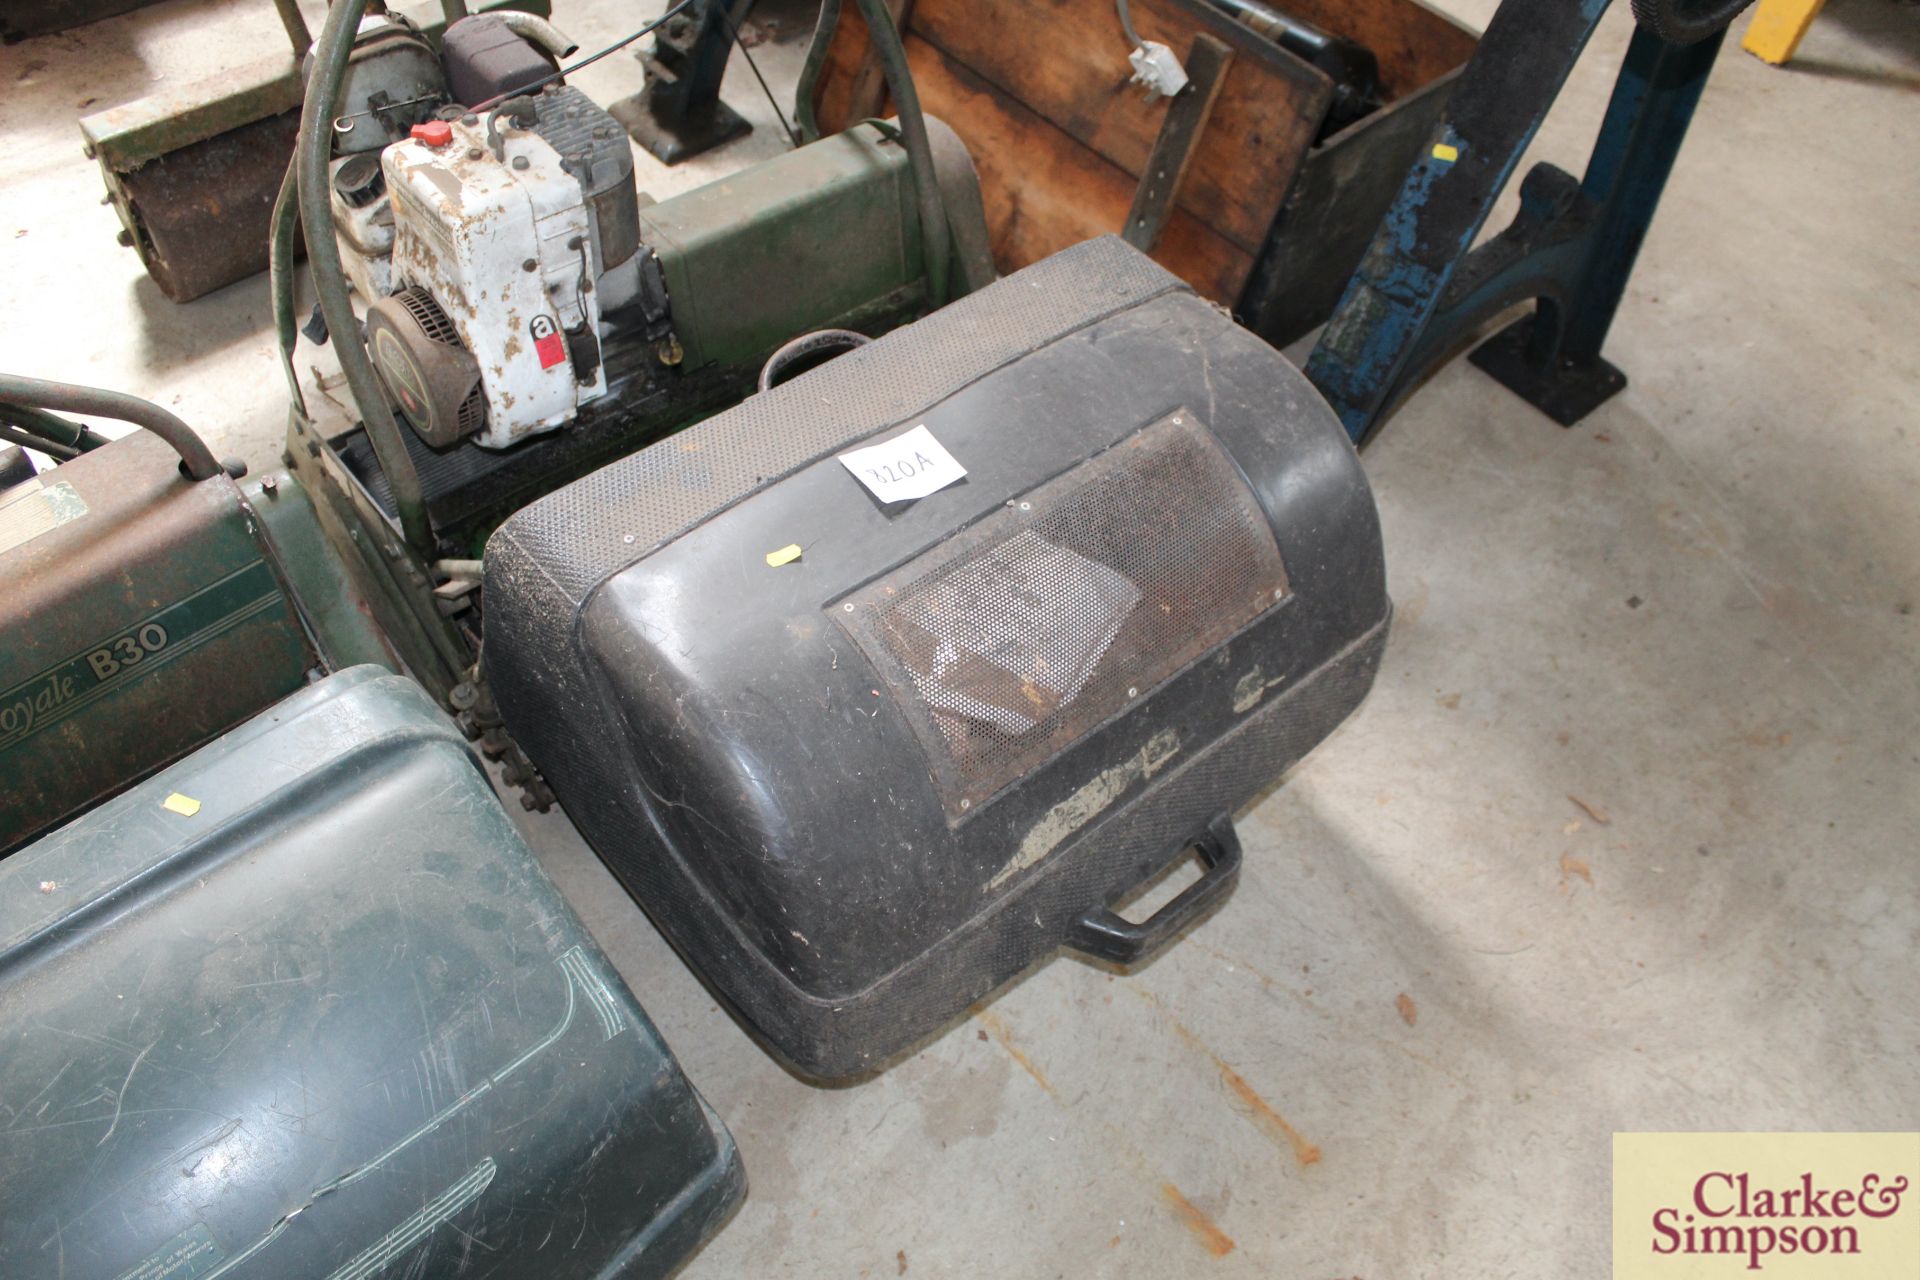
[691,620,1386,1078]
[488,236,1185,607]
[484,237,1189,825]
[480,236,1390,1078]
[836,411,1288,820]
[830,622,1390,1067]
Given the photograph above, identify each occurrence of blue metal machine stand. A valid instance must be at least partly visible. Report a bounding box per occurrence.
[1304,0,1740,444]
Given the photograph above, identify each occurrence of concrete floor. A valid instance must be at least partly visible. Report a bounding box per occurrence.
[4,1,1917,1275]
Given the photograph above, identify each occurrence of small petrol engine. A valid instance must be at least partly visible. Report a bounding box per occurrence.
[327,13,665,450]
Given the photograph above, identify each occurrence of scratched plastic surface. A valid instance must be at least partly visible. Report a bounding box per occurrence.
[484,239,1389,1080]
[0,667,742,1280]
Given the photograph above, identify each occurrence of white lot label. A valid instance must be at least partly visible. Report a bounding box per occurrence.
[839,424,967,503]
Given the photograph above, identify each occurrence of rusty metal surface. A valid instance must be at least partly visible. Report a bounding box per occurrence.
[80,2,552,303]
[79,0,552,170]
[0,432,315,854]
[74,0,547,301]
[109,109,302,301]
[81,51,304,172]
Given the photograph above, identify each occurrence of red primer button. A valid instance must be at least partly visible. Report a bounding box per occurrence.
[409,121,453,147]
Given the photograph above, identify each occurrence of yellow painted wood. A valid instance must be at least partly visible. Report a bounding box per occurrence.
[1741,0,1829,65]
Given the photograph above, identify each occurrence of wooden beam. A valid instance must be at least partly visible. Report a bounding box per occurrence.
[906,0,1327,253]
[1124,34,1234,252]
[905,39,1255,302]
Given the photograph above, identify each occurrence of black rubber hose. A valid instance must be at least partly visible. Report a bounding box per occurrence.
[758,328,871,391]
[0,402,111,451]
[297,0,435,552]
[850,0,950,307]
[794,0,841,143]
[0,423,80,461]
[0,375,220,480]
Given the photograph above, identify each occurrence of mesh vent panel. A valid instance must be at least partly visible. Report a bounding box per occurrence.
[393,287,487,439]
[456,386,486,437]
[838,412,1288,820]
[486,237,1190,882]
[396,286,458,344]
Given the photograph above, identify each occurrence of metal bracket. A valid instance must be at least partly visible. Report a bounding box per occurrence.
[1303,0,1731,444]
[608,0,753,165]
[1123,34,1235,254]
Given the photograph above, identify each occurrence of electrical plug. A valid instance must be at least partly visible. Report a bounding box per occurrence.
[1127,41,1189,101]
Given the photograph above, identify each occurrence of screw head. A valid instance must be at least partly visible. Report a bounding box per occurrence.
[522,258,538,272]
[511,155,530,171]
[1127,686,1138,698]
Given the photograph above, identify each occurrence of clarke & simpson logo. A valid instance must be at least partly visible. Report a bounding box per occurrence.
[1614,1133,1920,1279]
[1651,1170,1908,1269]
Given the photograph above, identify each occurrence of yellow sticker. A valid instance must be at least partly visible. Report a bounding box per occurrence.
[1432,143,1459,163]
[765,543,803,567]
[162,792,202,817]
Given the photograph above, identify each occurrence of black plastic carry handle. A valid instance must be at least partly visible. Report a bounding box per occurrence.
[1069,813,1242,965]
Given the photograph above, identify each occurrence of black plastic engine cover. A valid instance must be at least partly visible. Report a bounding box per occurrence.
[484,237,1389,1080]
[442,14,556,108]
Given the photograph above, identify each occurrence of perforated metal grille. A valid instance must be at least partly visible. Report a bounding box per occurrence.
[456,386,486,438]
[392,287,487,438]
[837,411,1288,820]
[396,286,457,343]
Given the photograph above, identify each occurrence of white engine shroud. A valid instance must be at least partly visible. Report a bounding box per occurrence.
[384,117,607,449]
